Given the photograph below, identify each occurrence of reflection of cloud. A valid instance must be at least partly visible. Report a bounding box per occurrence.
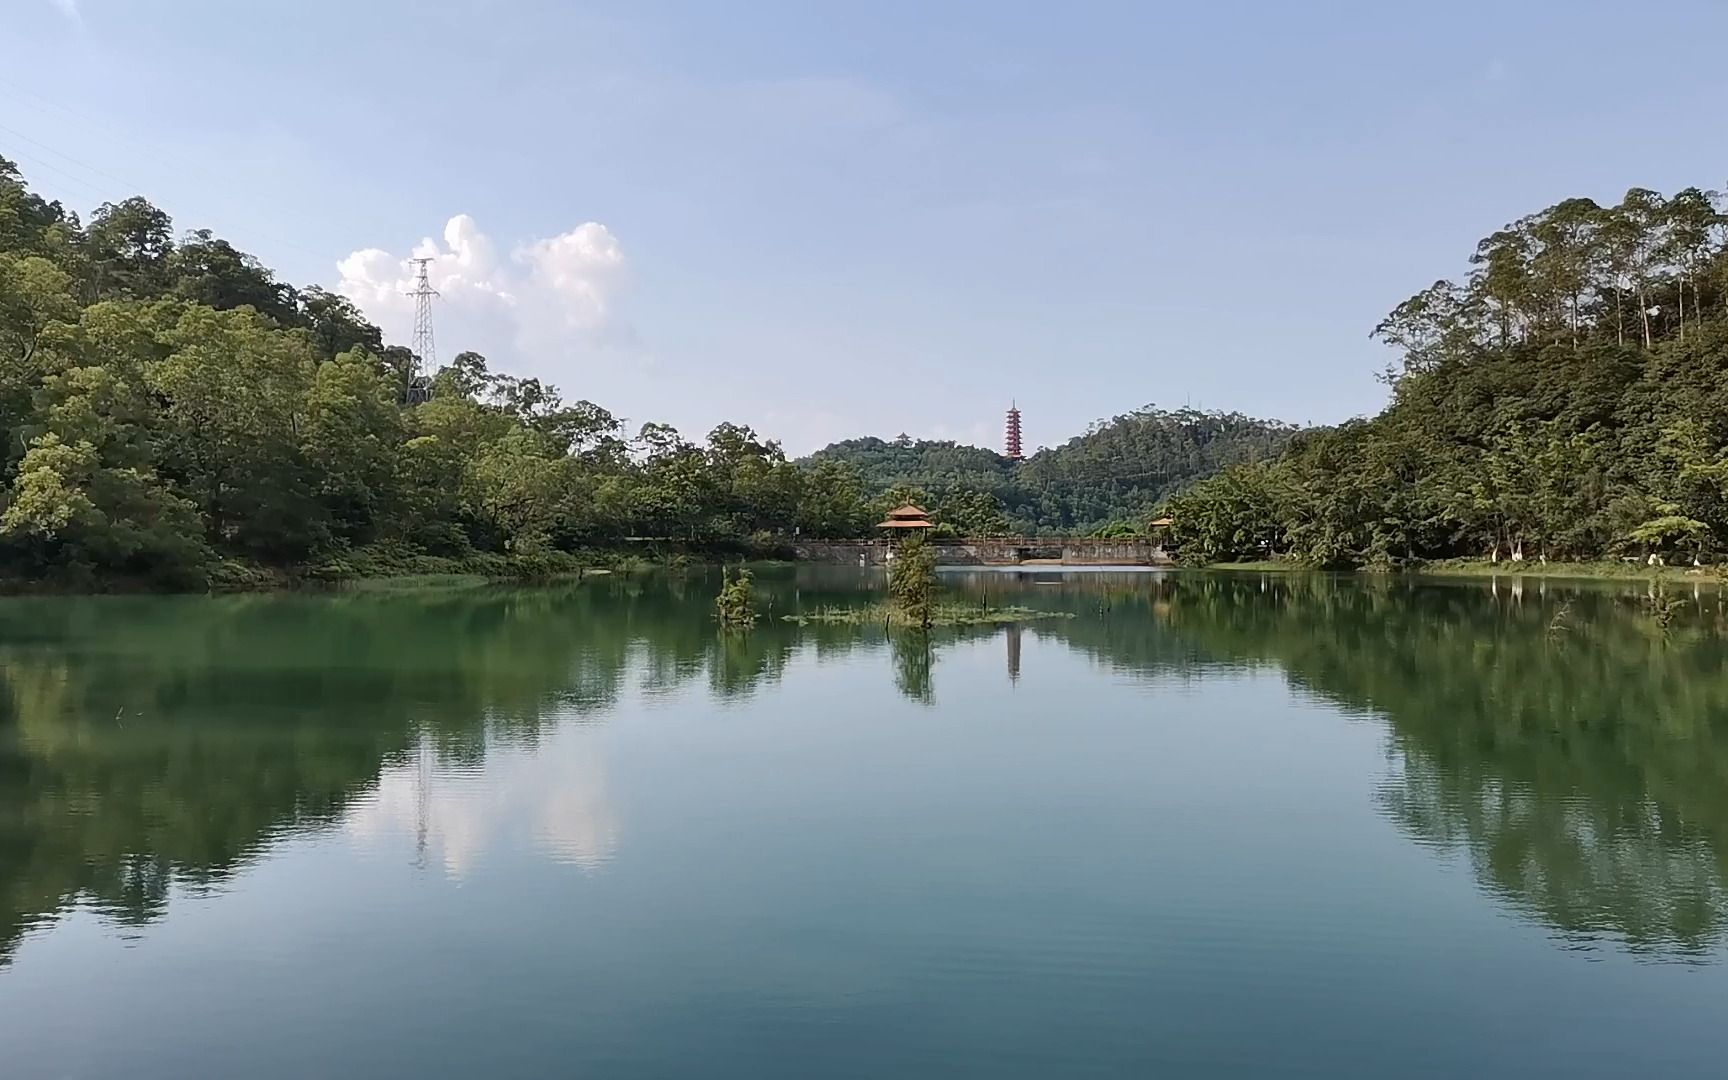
[534,761,618,871]
[345,726,618,878]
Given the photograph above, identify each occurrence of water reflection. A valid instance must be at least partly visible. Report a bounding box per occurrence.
[0,582,738,965]
[901,569,1728,958]
[2,568,1727,965]
[1133,572,1728,959]
[891,632,935,705]
[347,731,619,877]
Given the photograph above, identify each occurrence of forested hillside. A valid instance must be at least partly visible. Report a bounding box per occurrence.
[1016,408,1297,530]
[1165,184,1728,567]
[0,159,936,588]
[807,408,1297,534]
[805,437,1016,503]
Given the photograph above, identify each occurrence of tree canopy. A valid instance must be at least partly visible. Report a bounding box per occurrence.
[1164,184,1728,567]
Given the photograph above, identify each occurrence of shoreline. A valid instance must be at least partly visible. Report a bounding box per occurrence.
[5,553,1717,598]
[1204,558,1717,583]
[782,602,1072,627]
[0,551,692,598]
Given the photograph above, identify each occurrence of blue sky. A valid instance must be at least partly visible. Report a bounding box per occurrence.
[6,1,1728,454]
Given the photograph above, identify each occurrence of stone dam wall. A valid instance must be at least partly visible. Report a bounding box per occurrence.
[791,539,1172,567]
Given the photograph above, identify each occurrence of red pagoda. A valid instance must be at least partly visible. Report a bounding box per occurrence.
[1005,403,1024,462]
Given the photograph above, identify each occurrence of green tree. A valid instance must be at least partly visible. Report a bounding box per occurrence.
[714,567,757,627]
[148,305,323,560]
[932,487,1012,537]
[165,230,297,323]
[303,348,404,544]
[794,460,870,538]
[888,533,938,628]
[296,286,384,361]
[85,197,174,301]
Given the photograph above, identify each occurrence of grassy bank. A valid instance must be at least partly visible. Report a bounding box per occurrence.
[189,547,675,594]
[1203,560,1300,572]
[336,572,615,594]
[782,602,1073,628]
[1412,559,1714,583]
[0,544,780,597]
[1202,557,1716,583]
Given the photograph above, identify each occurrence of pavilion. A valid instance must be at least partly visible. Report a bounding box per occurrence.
[876,505,935,535]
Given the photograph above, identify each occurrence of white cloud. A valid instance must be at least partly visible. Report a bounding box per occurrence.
[516,223,623,332]
[337,214,629,377]
[50,0,80,23]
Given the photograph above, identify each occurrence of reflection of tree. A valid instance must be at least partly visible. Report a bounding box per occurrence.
[1135,573,1728,958]
[0,595,422,965]
[711,626,794,700]
[916,569,1728,957]
[891,632,935,705]
[0,576,802,965]
[1380,756,1728,956]
[5,566,1033,962]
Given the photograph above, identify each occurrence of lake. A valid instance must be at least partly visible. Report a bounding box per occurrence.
[4,567,1728,1078]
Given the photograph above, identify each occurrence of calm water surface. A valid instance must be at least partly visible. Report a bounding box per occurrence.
[4,568,1728,1077]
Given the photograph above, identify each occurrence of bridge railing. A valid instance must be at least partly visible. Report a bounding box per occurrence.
[812,536,1160,544]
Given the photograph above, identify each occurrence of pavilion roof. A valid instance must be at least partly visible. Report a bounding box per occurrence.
[877,504,934,529]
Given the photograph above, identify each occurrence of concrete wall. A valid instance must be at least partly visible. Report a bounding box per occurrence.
[790,539,1171,566]
[791,541,889,565]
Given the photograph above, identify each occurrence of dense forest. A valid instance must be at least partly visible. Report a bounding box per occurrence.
[1165,183,1728,568]
[0,159,990,587]
[807,407,1296,535]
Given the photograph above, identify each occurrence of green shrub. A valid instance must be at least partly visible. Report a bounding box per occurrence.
[714,567,757,627]
[888,535,938,629]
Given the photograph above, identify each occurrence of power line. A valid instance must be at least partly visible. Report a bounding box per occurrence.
[0,77,185,177]
[0,118,139,190]
[0,145,114,203]
[0,88,336,264]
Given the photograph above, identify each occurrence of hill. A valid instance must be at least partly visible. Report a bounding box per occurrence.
[804,437,1015,498]
[806,408,1300,534]
[1016,407,1300,530]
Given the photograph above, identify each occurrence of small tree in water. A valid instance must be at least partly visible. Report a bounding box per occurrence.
[714,567,757,628]
[889,534,938,629]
